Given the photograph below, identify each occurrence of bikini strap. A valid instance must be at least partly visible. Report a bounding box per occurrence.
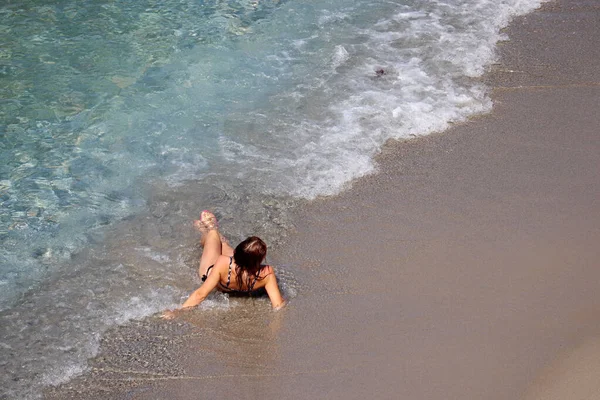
[226,257,233,288]
[249,266,263,291]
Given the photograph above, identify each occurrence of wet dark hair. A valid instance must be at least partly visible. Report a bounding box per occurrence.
[233,236,267,290]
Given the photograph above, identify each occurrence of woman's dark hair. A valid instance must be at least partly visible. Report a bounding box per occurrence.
[233,236,267,290]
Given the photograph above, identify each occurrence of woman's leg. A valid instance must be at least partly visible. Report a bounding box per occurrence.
[220,237,234,257]
[197,224,233,256]
[195,210,232,278]
[198,229,222,278]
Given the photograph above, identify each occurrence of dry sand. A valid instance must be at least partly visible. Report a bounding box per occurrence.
[46,0,600,398]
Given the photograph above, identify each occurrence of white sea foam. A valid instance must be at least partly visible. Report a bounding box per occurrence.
[108,288,179,325]
[317,11,349,27]
[200,292,235,310]
[331,45,350,70]
[34,287,179,398]
[136,246,172,263]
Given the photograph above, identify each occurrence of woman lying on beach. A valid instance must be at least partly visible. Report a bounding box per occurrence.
[162,211,286,319]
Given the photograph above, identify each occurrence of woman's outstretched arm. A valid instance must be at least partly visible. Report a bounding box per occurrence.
[264,270,286,310]
[162,270,220,319]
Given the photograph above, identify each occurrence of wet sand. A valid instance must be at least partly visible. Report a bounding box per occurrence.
[46,0,600,399]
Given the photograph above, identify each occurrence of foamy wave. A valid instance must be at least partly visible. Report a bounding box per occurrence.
[1,278,181,399]
[225,0,546,199]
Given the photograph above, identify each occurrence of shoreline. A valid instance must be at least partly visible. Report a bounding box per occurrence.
[45,1,600,399]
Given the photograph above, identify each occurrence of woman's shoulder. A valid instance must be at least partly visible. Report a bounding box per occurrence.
[259,264,275,278]
[214,255,233,270]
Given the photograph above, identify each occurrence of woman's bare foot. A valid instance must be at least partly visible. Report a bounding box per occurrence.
[200,210,218,230]
[193,219,209,234]
[194,210,228,246]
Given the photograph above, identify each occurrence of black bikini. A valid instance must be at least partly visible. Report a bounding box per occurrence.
[202,257,262,295]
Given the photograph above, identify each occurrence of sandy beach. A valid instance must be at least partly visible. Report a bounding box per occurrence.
[46,0,600,399]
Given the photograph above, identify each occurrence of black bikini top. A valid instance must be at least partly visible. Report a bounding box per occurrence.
[217,257,261,294]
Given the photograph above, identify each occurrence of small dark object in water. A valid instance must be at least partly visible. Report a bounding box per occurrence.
[375,68,386,77]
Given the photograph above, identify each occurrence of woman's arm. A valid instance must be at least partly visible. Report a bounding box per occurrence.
[162,269,220,319]
[264,270,286,310]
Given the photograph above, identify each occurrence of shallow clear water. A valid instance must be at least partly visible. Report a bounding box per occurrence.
[1,0,544,398]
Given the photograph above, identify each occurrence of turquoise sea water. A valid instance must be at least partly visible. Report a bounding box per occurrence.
[1,0,544,398]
